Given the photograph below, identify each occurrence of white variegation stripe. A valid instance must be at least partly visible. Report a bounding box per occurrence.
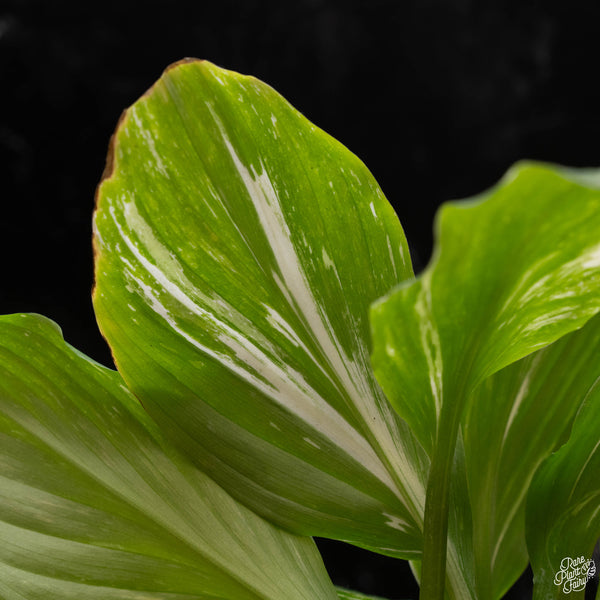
[497,252,560,318]
[521,307,581,333]
[490,475,533,571]
[213,113,364,390]
[567,436,600,503]
[586,500,600,529]
[386,235,398,280]
[446,541,474,600]
[501,242,600,317]
[566,376,600,503]
[131,110,169,178]
[382,512,409,531]
[499,353,543,446]
[262,304,316,352]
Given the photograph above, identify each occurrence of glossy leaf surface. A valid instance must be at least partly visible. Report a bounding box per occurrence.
[93,59,428,556]
[0,313,338,600]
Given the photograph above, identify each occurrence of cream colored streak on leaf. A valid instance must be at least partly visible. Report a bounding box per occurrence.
[490,481,531,571]
[382,512,410,532]
[446,542,474,600]
[500,354,542,446]
[502,242,600,317]
[567,437,600,503]
[586,501,600,529]
[386,236,398,280]
[131,109,169,178]
[498,252,560,319]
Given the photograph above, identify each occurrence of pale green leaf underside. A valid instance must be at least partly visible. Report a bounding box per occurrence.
[0,313,337,600]
[463,314,600,599]
[526,365,600,600]
[93,59,428,556]
[372,162,600,455]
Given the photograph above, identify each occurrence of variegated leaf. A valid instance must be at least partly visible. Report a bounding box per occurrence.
[0,313,338,600]
[93,59,428,557]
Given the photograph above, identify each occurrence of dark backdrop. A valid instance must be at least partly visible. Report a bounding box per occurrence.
[2,1,600,598]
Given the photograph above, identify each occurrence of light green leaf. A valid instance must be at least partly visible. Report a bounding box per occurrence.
[370,163,600,597]
[526,362,600,600]
[0,313,338,600]
[463,314,600,599]
[93,59,429,557]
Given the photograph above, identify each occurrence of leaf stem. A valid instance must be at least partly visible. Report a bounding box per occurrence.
[419,410,461,600]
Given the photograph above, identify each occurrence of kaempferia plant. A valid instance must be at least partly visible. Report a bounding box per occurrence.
[1,58,599,600]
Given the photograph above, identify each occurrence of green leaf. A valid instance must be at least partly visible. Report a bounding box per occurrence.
[370,163,600,598]
[93,59,428,557]
[463,313,600,599]
[526,361,600,600]
[0,313,338,600]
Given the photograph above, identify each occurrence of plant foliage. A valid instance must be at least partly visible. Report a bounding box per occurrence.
[1,59,599,600]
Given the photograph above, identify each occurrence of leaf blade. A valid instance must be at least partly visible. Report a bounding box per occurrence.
[0,313,338,600]
[93,59,427,556]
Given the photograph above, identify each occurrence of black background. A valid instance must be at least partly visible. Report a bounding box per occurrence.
[2,1,600,598]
